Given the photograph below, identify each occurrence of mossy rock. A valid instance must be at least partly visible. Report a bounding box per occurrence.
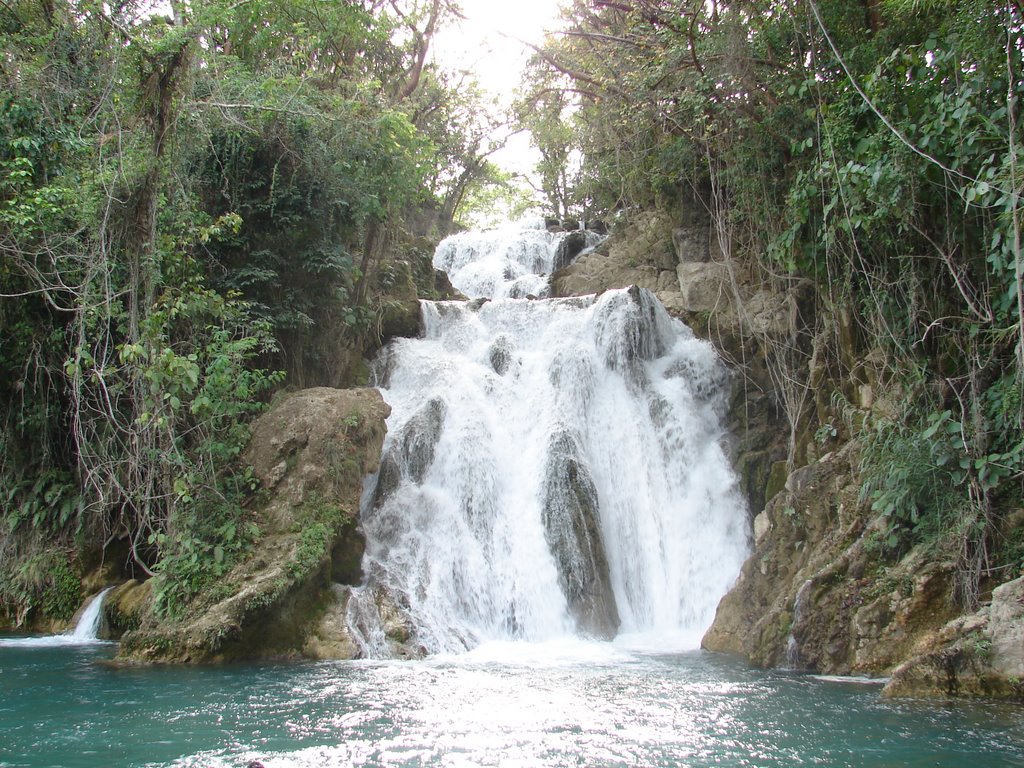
[117,387,390,664]
[104,580,153,638]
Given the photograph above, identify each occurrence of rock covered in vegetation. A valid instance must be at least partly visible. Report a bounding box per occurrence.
[103,580,153,639]
[117,388,389,663]
[550,207,1024,698]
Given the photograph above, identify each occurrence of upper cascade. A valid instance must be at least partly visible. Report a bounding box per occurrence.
[347,222,749,657]
[433,219,603,299]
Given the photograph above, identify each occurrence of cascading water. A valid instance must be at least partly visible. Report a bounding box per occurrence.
[433,219,602,299]
[348,220,749,657]
[69,585,113,641]
[0,586,113,647]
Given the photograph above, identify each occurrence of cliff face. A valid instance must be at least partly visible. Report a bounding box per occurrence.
[552,208,1024,699]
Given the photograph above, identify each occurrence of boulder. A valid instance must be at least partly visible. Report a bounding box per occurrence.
[541,431,620,638]
[103,579,153,639]
[883,575,1024,698]
[676,262,731,313]
[118,387,389,663]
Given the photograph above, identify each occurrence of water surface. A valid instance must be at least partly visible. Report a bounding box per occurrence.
[2,640,1022,767]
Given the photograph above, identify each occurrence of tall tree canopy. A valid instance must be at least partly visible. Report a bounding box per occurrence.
[0,0,503,619]
[522,0,1024,606]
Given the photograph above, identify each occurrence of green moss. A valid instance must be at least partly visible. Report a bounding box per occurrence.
[765,461,789,504]
[287,498,348,582]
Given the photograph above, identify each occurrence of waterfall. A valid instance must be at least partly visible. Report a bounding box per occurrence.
[785,579,814,669]
[349,220,749,656]
[0,586,113,647]
[70,586,113,641]
[433,219,602,299]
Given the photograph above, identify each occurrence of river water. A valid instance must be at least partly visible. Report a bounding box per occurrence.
[3,640,1024,767]
[2,221,1023,766]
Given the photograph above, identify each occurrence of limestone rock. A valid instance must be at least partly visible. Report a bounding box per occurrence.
[988,576,1024,679]
[883,575,1024,698]
[703,446,958,677]
[118,387,390,663]
[553,230,591,272]
[753,511,771,543]
[103,579,153,639]
[676,262,731,313]
[303,584,359,660]
[673,224,711,264]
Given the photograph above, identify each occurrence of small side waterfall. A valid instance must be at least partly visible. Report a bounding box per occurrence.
[348,220,749,656]
[70,586,113,641]
[0,586,113,647]
[785,578,814,669]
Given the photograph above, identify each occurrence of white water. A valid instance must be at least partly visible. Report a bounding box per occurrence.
[433,218,601,299]
[0,585,113,647]
[350,220,749,657]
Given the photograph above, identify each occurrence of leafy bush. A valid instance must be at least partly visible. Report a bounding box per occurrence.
[859,412,970,554]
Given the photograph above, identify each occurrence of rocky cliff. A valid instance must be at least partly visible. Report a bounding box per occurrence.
[115,387,389,663]
[552,207,1024,700]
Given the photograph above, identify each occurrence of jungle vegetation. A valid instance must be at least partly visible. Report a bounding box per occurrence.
[520,0,1024,607]
[3,0,1023,628]
[0,0,510,622]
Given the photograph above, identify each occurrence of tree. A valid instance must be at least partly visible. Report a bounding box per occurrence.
[521,0,1024,606]
[0,0,493,622]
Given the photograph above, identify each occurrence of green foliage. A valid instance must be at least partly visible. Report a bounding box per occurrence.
[0,0,484,625]
[41,558,80,622]
[3,469,84,534]
[527,0,1024,605]
[152,500,261,618]
[859,412,970,553]
[287,499,347,581]
[0,551,80,625]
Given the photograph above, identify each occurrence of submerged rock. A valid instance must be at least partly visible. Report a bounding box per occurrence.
[118,387,389,663]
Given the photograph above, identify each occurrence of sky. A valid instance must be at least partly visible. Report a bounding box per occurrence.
[433,0,565,102]
[431,0,568,179]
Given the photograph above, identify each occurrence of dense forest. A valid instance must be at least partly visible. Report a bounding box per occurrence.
[0,0,505,623]
[2,0,1023,646]
[520,0,1024,613]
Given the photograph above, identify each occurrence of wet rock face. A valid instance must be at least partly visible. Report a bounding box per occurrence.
[489,335,515,375]
[592,285,666,373]
[541,431,620,639]
[371,397,446,506]
[117,388,390,664]
[700,446,959,679]
[553,230,590,272]
[103,580,153,639]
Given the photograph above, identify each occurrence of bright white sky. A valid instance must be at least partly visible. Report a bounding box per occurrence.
[433,0,564,101]
[431,0,567,178]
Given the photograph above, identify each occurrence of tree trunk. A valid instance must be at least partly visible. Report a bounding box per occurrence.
[865,0,882,33]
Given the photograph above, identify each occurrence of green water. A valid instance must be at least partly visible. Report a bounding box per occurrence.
[1,640,1023,767]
